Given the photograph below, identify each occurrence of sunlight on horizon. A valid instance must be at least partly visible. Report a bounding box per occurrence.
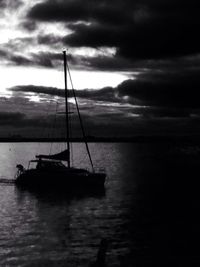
[0,66,129,96]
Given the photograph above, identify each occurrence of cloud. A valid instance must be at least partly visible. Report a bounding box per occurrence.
[9,85,65,97]
[0,46,62,68]
[0,95,67,138]
[3,37,35,51]
[63,23,120,50]
[2,0,199,75]
[9,85,116,103]
[2,0,200,137]
[0,112,25,125]
[0,110,67,139]
[0,0,23,10]
[37,33,63,46]
[27,0,200,60]
[116,70,200,109]
[9,67,200,119]
[0,49,7,57]
[28,0,90,23]
[3,79,200,138]
[9,63,200,121]
[20,19,37,32]
[0,0,6,8]
[133,106,191,119]
[9,54,33,66]
[0,94,133,138]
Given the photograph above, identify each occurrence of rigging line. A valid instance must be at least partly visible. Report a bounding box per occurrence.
[63,50,70,168]
[70,115,74,167]
[68,96,74,166]
[66,80,73,166]
[49,99,59,155]
[66,62,95,172]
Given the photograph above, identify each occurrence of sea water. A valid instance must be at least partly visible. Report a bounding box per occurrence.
[0,142,200,266]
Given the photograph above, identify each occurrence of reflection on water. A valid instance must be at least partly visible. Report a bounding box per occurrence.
[0,142,200,266]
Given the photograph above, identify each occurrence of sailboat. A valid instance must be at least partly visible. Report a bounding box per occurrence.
[15,51,106,191]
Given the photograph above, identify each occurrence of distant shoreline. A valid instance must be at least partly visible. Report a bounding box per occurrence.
[1,135,200,143]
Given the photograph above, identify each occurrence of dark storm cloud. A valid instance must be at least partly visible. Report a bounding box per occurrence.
[116,71,200,108]
[5,33,138,71]
[28,0,128,25]
[9,85,115,102]
[78,54,134,71]
[64,23,120,48]
[133,106,192,119]
[10,85,65,97]
[28,0,200,60]
[9,68,200,119]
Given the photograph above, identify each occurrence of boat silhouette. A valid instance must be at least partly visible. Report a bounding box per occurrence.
[15,51,106,192]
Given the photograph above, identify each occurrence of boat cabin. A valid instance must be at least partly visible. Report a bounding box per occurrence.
[28,159,67,171]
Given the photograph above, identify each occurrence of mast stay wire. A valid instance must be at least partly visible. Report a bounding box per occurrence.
[49,99,60,155]
[67,71,74,167]
[66,61,94,172]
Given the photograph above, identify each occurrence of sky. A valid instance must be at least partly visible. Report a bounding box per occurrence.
[1,0,200,138]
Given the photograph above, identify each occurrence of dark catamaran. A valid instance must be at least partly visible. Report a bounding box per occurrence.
[15,51,106,191]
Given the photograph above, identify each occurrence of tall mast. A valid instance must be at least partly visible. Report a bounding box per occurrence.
[66,61,95,173]
[63,50,70,168]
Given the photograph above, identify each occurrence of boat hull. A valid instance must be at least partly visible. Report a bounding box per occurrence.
[15,168,106,192]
